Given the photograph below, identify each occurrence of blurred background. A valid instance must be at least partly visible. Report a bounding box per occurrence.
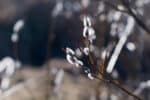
[0,0,150,100]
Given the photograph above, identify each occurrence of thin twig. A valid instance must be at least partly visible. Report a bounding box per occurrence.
[93,74,142,100]
[94,0,128,18]
[96,0,150,34]
[45,15,55,100]
[102,0,128,13]
[119,0,150,34]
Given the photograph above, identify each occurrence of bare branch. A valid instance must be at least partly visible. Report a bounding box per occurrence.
[93,74,142,100]
[120,0,150,34]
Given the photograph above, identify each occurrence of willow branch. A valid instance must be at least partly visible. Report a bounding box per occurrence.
[93,74,142,100]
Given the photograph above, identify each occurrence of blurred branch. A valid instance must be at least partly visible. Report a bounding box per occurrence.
[96,0,150,34]
[95,0,128,17]
[102,0,127,13]
[119,0,150,34]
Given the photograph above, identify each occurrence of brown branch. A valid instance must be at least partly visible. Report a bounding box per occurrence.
[93,74,142,100]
